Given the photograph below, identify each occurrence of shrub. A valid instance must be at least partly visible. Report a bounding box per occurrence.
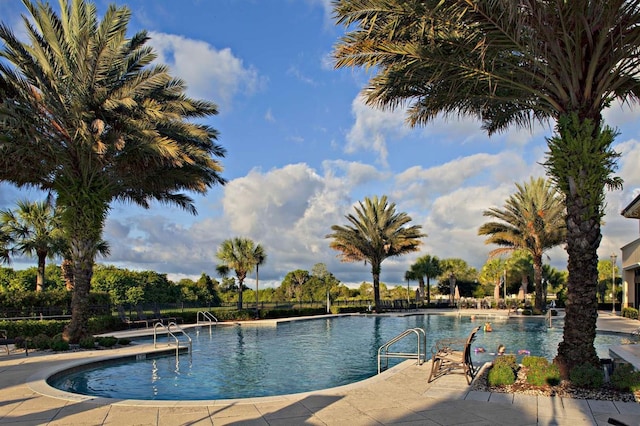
[570,363,604,388]
[88,315,122,334]
[96,336,118,347]
[116,337,131,346]
[523,357,561,387]
[622,307,639,320]
[488,364,516,386]
[522,356,548,369]
[31,333,51,350]
[493,354,518,371]
[79,335,95,349]
[611,363,640,392]
[50,334,69,351]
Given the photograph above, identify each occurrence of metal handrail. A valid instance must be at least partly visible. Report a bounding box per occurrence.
[197,311,218,333]
[154,322,192,357]
[197,310,218,324]
[377,327,426,373]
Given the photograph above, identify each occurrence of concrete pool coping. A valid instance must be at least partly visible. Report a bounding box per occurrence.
[1,309,639,425]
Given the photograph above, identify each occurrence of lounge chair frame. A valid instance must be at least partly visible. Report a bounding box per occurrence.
[428,326,481,384]
[117,305,149,328]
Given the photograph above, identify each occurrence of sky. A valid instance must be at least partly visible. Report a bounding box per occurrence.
[2,0,640,290]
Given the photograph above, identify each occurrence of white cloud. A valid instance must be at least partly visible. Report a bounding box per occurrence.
[148,32,265,111]
[265,109,275,123]
[345,96,411,167]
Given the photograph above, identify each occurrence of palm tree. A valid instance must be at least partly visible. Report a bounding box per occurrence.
[0,0,226,342]
[404,268,420,304]
[479,178,566,311]
[216,237,264,310]
[410,254,441,305]
[0,199,66,291]
[332,0,635,374]
[252,244,267,318]
[327,195,425,311]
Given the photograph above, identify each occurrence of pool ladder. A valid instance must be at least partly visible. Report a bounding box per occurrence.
[377,328,426,373]
[154,322,192,357]
[197,311,219,334]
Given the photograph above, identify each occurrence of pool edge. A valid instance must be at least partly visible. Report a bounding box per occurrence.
[27,343,420,407]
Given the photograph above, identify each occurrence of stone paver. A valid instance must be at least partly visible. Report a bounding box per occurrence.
[0,309,637,425]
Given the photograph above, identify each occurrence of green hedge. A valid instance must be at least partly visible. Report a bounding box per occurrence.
[622,307,639,320]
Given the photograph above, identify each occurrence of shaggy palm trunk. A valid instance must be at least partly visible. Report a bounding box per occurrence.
[533,253,543,311]
[549,115,614,376]
[64,237,95,342]
[61,258,74,291]
[426,277,431,304]
[59,189,106,343]
[555,193,601,374]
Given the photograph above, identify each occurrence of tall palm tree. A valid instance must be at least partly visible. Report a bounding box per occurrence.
[327,195,425,311]
[252,244,267,318]
[0,199,66,291]
[332,0,635,374]
[0,0,226,342]
[479,178,566,311]
[411,254,441,305]
[404,268,418,301]
[216,237,264,310]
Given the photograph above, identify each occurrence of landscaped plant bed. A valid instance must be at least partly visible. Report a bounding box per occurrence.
[471,363,640,403]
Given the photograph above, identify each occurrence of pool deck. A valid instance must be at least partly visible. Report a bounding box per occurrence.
[0,309,639,425]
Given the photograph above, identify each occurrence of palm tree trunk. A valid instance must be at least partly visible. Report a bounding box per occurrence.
[555,192,601,374]
[63,237,96,342]
[61,258,74,291]
[59,191,106,343]
[426,277,431,305]
[371,261,381,311]
[36,250,46,292]
[255,265,259,319]
[533,253,543,311]
[549,115,612,376]
[237,279,243,310]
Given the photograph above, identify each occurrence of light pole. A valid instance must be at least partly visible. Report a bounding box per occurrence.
[611,253,617,315]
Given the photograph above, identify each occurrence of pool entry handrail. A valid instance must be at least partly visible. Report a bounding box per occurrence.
[153,321,192,357]
[377,327,426,373]
[197,311,219,333]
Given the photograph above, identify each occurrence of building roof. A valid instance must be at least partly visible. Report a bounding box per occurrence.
[621,193,640,219]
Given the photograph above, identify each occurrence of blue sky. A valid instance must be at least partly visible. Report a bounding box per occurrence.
[2,0,640,289]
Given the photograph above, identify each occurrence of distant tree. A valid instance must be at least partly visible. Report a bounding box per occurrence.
[327,195,425,310]
[0,199,66,291]
[479,177,565,310]
[437,258,478,298]
[479,258,507,295]
[196,273,221,306]
[281,269,310,303]
[410,254,441,304]
[404,268,420,302]
[216,238,264,310]
[251,245,267,317]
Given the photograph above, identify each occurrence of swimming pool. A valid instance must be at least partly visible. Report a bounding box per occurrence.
[48,314,633,400]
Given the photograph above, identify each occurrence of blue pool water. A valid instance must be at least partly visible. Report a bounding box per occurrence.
[48,314,633,400]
